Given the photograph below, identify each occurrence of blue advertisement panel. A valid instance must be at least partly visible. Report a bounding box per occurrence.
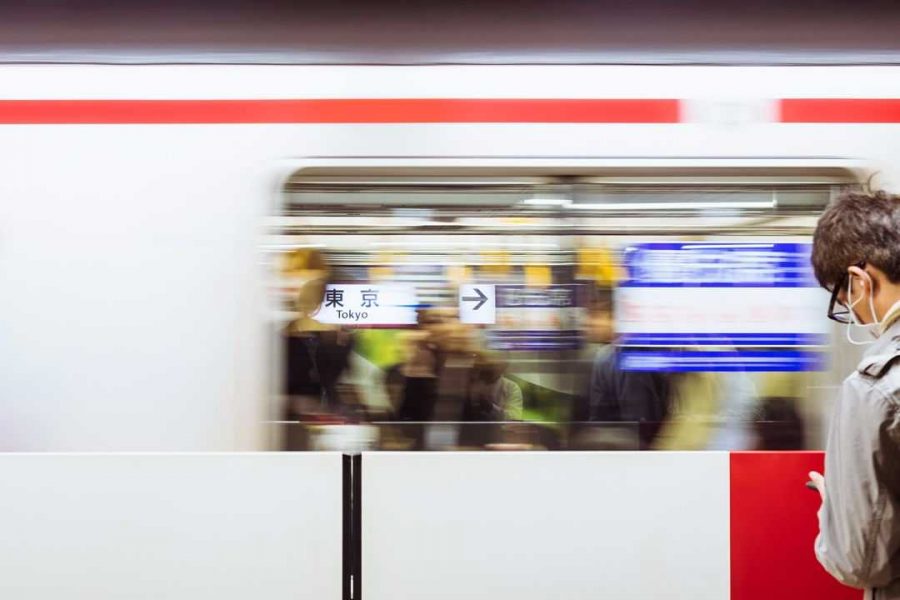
[620,242,817,288]
[615,242,827,371]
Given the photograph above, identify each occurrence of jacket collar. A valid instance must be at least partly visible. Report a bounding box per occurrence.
[857,311,900,377]
[880,299,900,334]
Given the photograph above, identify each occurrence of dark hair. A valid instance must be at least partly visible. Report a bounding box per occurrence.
[811,190,900,290]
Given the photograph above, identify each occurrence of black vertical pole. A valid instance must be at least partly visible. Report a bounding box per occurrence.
[342,454,352,600]
[352,453,362,600]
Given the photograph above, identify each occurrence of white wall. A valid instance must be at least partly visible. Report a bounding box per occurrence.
[1,65,900,450]
[0,453,343,599]
[362,451,730,600]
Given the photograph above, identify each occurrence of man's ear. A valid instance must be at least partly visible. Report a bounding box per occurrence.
[848,265,871,294]
[865,264,890,294]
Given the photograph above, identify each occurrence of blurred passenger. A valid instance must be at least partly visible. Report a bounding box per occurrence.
[653,372,719,450]
[581,296,672,450]
[383,363,405,416]
[590,360,671,450]
[458,353,523,447]
[651,361,806,451]
[652,365,808,451]
[706,371,758,451]
[392,320,441,450]
[570,288,614,423]
[386,307,472,449]
[281,249,355,429]
[428,308,480,424]
[752,372,808,450]
[395,329,440,421]
[388,307,487,449]
[339,351,394,419]
[569,288,632,449]
[462,354,523,421]
[807,191,900,599]
[375,364,417,450]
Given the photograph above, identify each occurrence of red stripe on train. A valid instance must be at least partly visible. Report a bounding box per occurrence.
[780,99,900,123]
[6,98,900,124]
[0,99,680,124]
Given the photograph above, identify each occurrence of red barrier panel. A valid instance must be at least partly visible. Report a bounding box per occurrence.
[730,452,861,600]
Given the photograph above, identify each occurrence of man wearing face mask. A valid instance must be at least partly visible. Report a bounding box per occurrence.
[808,190,900,600]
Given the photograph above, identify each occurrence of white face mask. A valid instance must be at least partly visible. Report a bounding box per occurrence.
[846,274,882,345]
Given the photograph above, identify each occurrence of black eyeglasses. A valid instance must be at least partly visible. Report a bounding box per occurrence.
[827,261,866,324]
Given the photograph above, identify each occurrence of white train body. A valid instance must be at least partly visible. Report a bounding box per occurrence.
[2,65,899,451]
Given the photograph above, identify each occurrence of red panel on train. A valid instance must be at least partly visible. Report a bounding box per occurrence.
[730,452,861,600]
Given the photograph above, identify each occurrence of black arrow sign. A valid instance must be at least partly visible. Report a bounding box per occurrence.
[462,287,489,311]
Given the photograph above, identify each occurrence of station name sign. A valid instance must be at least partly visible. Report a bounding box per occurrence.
[314,284,418,326]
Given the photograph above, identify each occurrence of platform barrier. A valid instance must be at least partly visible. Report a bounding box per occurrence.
[362,451,862,600]
[0,451,865,599]
[0,453,343,600]
[363,451,730,600]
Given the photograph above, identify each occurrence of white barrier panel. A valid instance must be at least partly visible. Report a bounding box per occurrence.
[0,453,342,600]
[363,452,729,600]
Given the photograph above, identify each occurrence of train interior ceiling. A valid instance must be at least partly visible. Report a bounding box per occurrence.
[268,163,864,453]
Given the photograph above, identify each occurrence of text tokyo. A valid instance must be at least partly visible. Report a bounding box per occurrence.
[336,310,369,321]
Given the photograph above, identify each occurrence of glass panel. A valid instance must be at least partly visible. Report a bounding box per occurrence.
[269,175,860,452]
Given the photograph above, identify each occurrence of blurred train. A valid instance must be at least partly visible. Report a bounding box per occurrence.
[2,64,899,452]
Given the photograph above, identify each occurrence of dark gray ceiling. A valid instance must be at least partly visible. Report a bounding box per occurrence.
[1,0,899,65]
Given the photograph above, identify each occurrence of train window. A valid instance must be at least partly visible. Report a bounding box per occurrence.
[268,165,862,452]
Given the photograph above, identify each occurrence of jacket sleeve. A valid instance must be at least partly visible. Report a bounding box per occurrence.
[815,381,900,589]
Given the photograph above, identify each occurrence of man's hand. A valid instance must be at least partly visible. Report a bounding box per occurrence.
[808,470,825,501]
